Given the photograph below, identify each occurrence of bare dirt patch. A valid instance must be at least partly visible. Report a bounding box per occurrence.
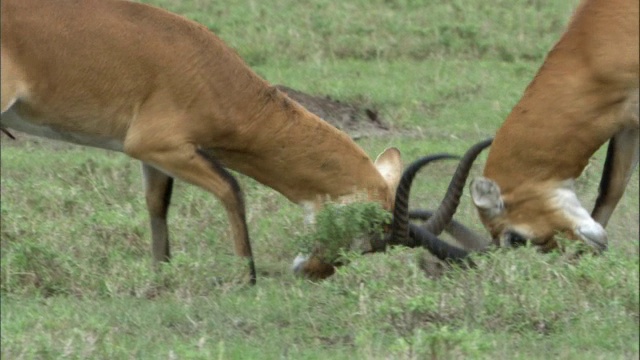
[275,85,391,139]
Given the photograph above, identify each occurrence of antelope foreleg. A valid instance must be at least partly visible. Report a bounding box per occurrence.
[591,127,640,227]
[125,136,257,284]
[142,163,174,265]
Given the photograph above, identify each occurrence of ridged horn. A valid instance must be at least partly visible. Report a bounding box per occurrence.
[422,138,493,236]
[408,223,473,265]
[389,153,459,246]
[409,209,489,251]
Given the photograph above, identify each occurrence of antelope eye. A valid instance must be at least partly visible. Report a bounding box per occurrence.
[504,231,527,247]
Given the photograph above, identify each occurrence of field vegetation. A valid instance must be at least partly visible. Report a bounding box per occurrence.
[2,0,638,358]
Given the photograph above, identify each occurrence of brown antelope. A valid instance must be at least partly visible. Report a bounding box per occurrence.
[460,0,639,252]
[0,0,447,283]
[385,2,640,263]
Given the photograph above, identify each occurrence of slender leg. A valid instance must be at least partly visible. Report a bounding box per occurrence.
[142,163,174,265]
[591,128,639,227]
[196,148,256,281]
[125,134,256,284]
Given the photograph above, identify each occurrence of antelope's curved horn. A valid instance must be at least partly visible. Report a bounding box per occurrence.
[408,223,474,267]
[389,153,459,246]
[409,209,489,251]
[422,138,493,236]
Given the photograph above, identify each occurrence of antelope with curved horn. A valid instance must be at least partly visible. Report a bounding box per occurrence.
[1,0,460,283]
[395,0,638,260]
[469,0,638,251]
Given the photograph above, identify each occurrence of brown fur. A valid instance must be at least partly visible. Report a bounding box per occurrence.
[474,0,639,248]
[0,0,403,281]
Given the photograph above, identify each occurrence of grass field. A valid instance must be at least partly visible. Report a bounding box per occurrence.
[1,0,638,359]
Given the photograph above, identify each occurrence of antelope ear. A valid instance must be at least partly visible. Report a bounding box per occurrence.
[374,147,403,191]
[470,177,504,215]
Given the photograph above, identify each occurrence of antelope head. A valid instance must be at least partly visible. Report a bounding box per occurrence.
[470,177,608,251]
[291,151,465,279]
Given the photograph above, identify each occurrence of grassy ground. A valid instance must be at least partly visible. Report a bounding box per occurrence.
[2,0,638,359]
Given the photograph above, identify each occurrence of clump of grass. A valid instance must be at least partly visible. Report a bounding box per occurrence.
[296,201,391,264]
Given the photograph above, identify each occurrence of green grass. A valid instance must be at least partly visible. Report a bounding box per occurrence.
[2,0,638,358]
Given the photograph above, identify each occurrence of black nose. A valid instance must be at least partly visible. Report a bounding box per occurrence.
[505,231,527,247]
